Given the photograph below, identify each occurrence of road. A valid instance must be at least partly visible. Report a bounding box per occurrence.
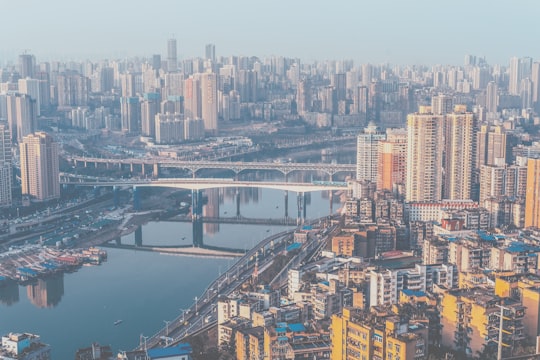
[138,216,338,350]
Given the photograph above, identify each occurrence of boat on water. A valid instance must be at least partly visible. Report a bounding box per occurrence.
[114,320,123,326]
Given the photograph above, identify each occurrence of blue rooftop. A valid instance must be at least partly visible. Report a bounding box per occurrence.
[288,323,306,332]
[302,225,313,230]
[276,327,287,333]
[477,230,497,242]
[286,243,302,252]
[18,267,38,276]
[147,343,192,359]
[505,241,540,253]
[401,289,427,297]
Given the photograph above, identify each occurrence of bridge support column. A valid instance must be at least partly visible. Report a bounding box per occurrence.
[141,164,145,176]
[135,226,142,246]
[303,192,307,220]
[153,163,159,178]
[329,191,334,214]
[192,189,204,247]
[130,163,134,173]
[133,186,140,211]
[284,191,288,218]
[236,188,241,217]
[113,186,119,208]
[192,190,203,221]
[297,192,304,224]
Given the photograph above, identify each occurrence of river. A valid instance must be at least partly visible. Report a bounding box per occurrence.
[0,185,342,359]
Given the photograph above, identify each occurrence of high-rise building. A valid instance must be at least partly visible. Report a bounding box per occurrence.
[167,38,178,72]
[18,78,41,116]
[120,97,141,134]
[377,128,407,192]
[56,72,90,108]
[443,106,476,200]
[296,79,311,116]
[205,44,216,62]
[183,75,202,119]
[0,124,12,207]
[431,94,453,115]
[19,132,60,201]
[140,93,160,137]
[6,93,37,143]
[477,125,508,168]
[532,62,540,108]
[525,158,540,228]
[479,164,527,204]
[356,122,385,184]
[486,81,498,113]
[18,53,36,79]
[406,107,444,202]
[201,72,218,135]
[509,56,532,95]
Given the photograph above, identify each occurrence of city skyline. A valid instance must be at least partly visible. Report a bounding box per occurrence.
[1,0,539,65]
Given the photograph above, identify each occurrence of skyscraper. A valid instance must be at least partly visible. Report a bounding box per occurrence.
[356,122,385,183]
[167,38,178,72]
[477,125,508,168]
[486,81,498,113]
[141,93,160,137]
[20,132,60,201]
[406,107,444,202]
[509,56,532,96]
[120,97,141,134]
[525,158,540,228]
[18,53,35,79]
[205,44,216,62]
[532,62,540,109]
[443,106,476,200]
[6,93,37,143]
[0,124,12,207]
[18,78,41,116]
[183,75,202,119]
[201,72,218,135]
[377,128,407,192]
[431,94,453,115]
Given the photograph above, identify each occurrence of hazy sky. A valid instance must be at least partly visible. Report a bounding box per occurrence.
[1,0,538,66]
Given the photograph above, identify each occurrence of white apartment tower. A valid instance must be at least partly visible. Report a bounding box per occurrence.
[356,122,385,184]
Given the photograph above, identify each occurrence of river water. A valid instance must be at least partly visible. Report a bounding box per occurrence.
[0,186,342,359]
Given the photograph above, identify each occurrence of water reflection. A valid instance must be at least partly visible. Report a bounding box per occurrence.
[0,273,65,308]
[26,273,64,308]
[0,281,19,306]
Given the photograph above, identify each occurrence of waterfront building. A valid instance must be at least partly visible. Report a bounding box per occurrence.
[525,157,540,228]
[155,113,184,144]
[146,343,192,360]
[0,124,12,207]
[1,332,51,360]
[19,132,60,201]
[405,107,444,202]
